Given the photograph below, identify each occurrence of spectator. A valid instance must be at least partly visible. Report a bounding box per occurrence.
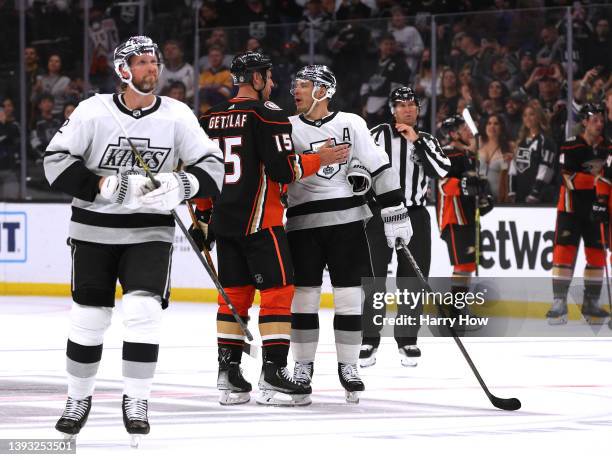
[360,34,410,126]
[555,3,592,77]
[199,28,233,70]
[388,5,424,77]
[414,48,435,130]
[606,87,612,140]
[30,93,62,162]
[478,113,513,202]
[239,0,279,45]
[508,100,557,204]
[24,46,43,123]
[63,102,76,121]
[458,63,473,87]
[246,37,263,52]
[535,25,562,67]
[0,99,20,171]
[503,91,527,142]
[157,40,196,103]
[199,2,225,30]
[436,67,459,124]
[486,54,519,93]
[198,45,233,114]
[535,63,565,115]
[515,49,536,89]
[337,0,371,22]
[32,54,72,117]
[452,31,494,87]
[584,18,611,74]
[575,66,608,105]
[481,79,509,116]
[167,81,187,103]
[293,0,333,65]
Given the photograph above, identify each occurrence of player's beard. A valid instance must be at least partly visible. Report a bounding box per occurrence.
[133,74,158,94]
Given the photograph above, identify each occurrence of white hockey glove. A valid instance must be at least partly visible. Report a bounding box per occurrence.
[380,204,413,248]
[140,171,199,211]
[99,173,150,209]
[346,158,372,196]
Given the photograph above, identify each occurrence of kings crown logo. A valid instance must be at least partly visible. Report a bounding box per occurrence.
[99,137,171,173]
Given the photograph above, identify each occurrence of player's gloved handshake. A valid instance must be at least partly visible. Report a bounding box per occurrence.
[592,196,609,223]
[380,204,413,248]
[188,207,215,251]
[100,171,199,211]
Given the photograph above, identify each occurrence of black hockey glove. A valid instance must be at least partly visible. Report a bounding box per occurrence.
[188,207,215,251]
[478,194,494,216]
[592,198,609,224]
[460,175,479,196]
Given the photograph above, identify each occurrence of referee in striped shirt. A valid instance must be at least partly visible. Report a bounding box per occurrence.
[360,87,450,368]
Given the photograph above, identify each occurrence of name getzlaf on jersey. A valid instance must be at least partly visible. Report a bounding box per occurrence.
[44,93,224,244]
[286,111,400,231]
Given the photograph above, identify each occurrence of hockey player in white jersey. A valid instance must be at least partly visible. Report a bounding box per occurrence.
[43,36,224,446]
[287,65,412,403]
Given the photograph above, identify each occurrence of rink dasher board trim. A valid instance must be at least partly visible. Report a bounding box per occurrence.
[0,282,594,319]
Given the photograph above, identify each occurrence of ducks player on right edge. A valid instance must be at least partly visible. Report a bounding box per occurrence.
[286,65,411,403]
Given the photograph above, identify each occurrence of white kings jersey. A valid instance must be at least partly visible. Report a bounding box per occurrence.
[286,111,402,231]
[44,93,224,245]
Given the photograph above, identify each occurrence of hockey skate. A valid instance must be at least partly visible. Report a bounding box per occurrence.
[218,362,251,405]
[338,363,364,404]
[399,345,421,367]
[55,396,92,440]
[257,361,312,406]
[359,344,377,368]
[581,297,609,325]
[122,395,149,448]
[546,298,568,325]
[293,361,314,385]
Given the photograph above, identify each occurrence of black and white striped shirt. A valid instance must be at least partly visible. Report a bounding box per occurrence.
[370,123,450,206]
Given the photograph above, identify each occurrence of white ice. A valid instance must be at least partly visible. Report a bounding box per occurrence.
[0,296,610,460]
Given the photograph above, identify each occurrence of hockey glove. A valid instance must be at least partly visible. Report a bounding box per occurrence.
[460,175,479,196]
[592,198,609,223]
[188,207,215,251]
[478,194,494,216]
[99,173,150,209]
[140,171,199,211]
[347,158,372,196]
[381,204,413,248]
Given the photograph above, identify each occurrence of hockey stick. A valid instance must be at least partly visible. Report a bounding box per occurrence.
[397,241,521,411]
[185,201,259,359]
[462,108,481,277]
[599,223,612,330]
[95,94,254,342]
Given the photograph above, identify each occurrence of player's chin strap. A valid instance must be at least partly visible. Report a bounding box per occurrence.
[252,70,268,101]
[305,86,329,117]
[121,67,156,97]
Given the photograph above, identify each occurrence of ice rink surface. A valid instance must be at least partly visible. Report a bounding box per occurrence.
[1,296,610,460]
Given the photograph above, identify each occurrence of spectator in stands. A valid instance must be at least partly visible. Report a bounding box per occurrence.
[584,18,610,74]
[503,91,527,142]
[575,66,608,105]
[388,5,424,77]
[25,46,43,124]
[0,99,20,171]
[293,0,333,65]
[436,67,460,125]
[481,79,509,116]
[605,87,612,140]
[337,0,371,22]
[199,2,225,30]
[414,48,434,130]
[198,45,233,113]
[508,100,557,204]
[63,102,76,121]
[30,93,61,162]
[516,49,536,89]
[360,33,410,126]
[157,40,196,103]
[536,63,565,115]
[32,54,72,118]
[199,28,233,71]
[239,0,279,45]
[486,54,518,93]
[478,113,513,202]
[167,81,187,103]
[535,25,562,67]
[246,37,263,52]
[452,31,494,88]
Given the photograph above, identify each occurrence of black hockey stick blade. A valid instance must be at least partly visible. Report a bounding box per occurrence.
[490,395,521,411]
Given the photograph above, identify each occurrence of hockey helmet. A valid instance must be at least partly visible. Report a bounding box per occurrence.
[113,36,163,92]
[291,65,337,100]
[578,102,605,122]
[230,51,273,85]
[388,86,420,113]
[440,114,466,137]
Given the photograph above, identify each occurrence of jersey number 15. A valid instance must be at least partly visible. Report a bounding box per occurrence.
[212,136,242,184]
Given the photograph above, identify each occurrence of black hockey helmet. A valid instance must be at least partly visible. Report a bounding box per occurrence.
[291,65,337,100]
[440,114,466,137]
[578,102,605,122]
[388,86,420,113]
[230,51,272,85]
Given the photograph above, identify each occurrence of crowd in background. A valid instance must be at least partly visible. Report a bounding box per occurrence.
[0,0,611,202]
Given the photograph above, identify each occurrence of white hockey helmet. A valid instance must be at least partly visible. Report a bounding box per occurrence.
[113,35,163,95]
[291,65,337,100]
